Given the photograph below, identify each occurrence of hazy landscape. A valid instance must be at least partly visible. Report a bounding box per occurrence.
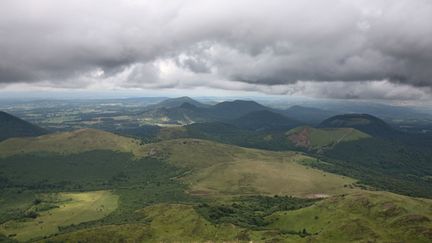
[0,96,432,242]
[1,0,432,242]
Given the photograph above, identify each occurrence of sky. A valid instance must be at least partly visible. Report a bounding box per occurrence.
[0,0,432,102]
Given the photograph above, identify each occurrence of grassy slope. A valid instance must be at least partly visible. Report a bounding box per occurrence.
[268,191,432,242]
[142,139,356,197]
[132,124,432,198]
[1,190,118,242]
[185,157,355,197]
[0,128,355,198]
[0,130,354,198]
[41,191,432,243]
[39,204,299,243]
[287,126,370,149]
[0,128,146,157]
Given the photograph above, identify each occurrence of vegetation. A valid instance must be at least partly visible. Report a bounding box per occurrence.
[0,146,195,241]
[0,128,146,158]
[196,195,317,229]
[0,191,118,242]
[318,113,394,136]
[38,204,280,242]
[317,137,432,198]
[0,151,176,190]
[0,123,431,242]
[0,190,38,224]
[268,191,432,242]
[140,138,356,197]
[286,126,370,149]
[136,123,432,199]
[35,192,432,242]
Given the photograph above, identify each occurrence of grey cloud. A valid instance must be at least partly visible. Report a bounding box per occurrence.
[176,57,211,74]
[0,0,431,98]
[264,81,432,101]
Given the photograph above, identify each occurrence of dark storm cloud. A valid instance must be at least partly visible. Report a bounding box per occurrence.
[0,0,432,95]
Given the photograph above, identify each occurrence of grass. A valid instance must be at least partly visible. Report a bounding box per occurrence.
[40,191,432,242]
[195,195,318,229]
[267,190,432,242]
[37,191,432,243]
[134,124,432,198]
[36,224,153,243]
[0,190,118,242]
[0,190,37,224]
[39,203,302,242]
[143,138,356,197]
[142,138,244,169]
[184,156,355,197]
[0,129,430,242]
[0,128,146,158]
[140,204,242,241]
[286,126,370,149]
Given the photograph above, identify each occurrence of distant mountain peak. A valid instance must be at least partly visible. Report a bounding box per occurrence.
[319,113,393,136]
[320,113,388,126]
[213,100,267,110]
[208,99,270,120]
[286,126,370,150]
[168,96,197,103]
[147,96,208,109]
[218,99,263,106]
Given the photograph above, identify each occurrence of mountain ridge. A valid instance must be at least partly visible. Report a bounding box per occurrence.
[319,113,394,136]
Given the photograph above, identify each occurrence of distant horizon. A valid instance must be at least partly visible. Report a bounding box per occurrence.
[1,90,432,109]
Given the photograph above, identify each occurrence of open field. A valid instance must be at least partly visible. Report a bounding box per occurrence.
[0,190,118,242]
[141,139,356,197]
[184,156,355,197]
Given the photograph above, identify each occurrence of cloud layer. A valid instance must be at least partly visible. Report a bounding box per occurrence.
[0,0,431,99]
